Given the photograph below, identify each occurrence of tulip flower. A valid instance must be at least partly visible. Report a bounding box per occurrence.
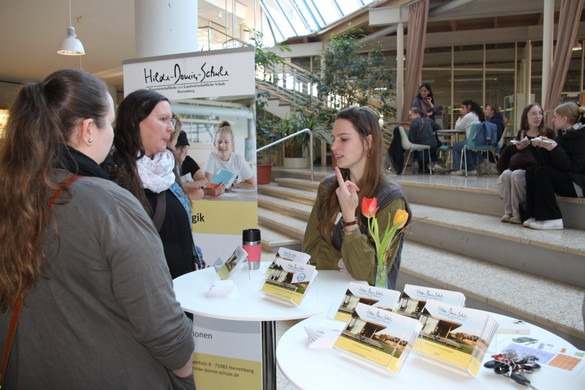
[360,197,409,287]
[361,197,377,218]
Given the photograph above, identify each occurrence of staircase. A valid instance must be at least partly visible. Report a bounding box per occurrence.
[258,166,585,350]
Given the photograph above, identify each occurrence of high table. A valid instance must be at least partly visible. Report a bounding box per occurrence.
[276,312,585,389]
[173,262,356,390]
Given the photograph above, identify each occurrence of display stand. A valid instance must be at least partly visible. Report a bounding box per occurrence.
[260,258,317,306]
[415,300,499,377]
[333,303,422,375]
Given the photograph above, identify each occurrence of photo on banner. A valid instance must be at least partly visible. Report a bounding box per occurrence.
[123,47,261,390]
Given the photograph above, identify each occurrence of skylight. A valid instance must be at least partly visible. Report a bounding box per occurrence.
[260,0,376,42]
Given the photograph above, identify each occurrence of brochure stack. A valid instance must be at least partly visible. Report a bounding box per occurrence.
[260,248,317,305]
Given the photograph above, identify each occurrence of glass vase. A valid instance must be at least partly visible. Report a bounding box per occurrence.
[375,264,388,288]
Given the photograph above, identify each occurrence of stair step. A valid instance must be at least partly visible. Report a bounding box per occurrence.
[408,203,585,288]
[258,194,313,219]
[258,208,307,240]
[401,241,585,342]
[271,166,330,182]
[260,225,301,251]
[258,183,316,206]
[275,177,320,192]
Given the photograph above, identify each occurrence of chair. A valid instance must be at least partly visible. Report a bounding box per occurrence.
[398,126,432,175]
[461,123,497,177]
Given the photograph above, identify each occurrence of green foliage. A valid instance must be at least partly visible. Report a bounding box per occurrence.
[245,28,291,71]
[317,28,396,122]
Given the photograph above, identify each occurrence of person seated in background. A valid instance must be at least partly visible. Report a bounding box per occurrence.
[496,103,554,224]
[302,106,411,290]
[412,83,441,128]
[480,103,507,173]
[485,103,506,144]
[523,102,585,230]
[407,107,447,174]
[451,99,484,175]
[174,127,225,198]
[204,120,256,189]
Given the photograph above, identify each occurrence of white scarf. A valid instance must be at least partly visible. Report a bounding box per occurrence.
[136,150,176,193]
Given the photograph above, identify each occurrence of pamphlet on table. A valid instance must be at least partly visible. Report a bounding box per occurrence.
[215,245,247,280]
[334,282,401,323]
[260,255,317,305]
[396,284,466,319]
[417,300,499,376]
[333,302,422,374]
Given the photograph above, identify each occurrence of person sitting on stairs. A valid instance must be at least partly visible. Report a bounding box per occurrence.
[524,102,585,230]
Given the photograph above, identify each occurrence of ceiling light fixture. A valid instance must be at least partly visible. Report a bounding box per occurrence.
[572,40,582,51]
[57,0,85,56]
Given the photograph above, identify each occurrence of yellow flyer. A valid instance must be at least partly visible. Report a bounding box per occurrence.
[333,303,422,374]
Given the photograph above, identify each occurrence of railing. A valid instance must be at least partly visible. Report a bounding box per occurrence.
[257,128,314,182]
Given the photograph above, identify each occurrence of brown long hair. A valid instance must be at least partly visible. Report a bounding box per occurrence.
[319,106,383,242]
[0,69,110,311]
[519,103,546,138]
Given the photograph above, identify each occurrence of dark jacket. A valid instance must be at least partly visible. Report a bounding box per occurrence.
[408,117,437,148]
[497,128,556,173]
[537,124,585,191]
[489,112,506,142]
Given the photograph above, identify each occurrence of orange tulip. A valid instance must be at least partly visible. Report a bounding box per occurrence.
[393,209,409,229]
[361,197,377,218]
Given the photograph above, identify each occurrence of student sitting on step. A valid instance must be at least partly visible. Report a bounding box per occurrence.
[302,106,411,289]
[524,102,585,230]
[496,103,554,224]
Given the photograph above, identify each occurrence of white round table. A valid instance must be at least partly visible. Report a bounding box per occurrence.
[173,261,356,390]
[277,313,585,389]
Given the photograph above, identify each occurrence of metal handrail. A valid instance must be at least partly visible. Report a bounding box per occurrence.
[257,128,314,182]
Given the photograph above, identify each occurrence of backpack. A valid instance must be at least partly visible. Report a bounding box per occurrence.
[473,121,498,147]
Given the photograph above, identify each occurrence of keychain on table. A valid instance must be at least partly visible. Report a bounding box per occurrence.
[484,350,540,389]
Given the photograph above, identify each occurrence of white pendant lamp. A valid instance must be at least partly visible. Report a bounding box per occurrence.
[57,0,85,56]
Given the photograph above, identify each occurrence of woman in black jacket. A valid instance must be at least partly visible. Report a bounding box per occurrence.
[524,102,585,230]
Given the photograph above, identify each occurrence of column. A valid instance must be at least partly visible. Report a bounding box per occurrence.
[135,0,198,58]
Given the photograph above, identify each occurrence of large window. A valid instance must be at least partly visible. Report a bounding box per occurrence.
[261,0,376,42]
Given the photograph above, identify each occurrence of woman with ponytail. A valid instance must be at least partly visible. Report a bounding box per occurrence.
[302,106,411,289]
[0,69,194,389]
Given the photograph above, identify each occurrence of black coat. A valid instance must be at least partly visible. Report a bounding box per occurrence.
[537,125,585,190]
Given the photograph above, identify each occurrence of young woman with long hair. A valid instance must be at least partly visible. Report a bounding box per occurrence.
[496,103,554,224]
[0,69,194,388]
[302,106,411,289]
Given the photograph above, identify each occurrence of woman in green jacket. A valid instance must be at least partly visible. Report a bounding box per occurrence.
[302,106,411,289]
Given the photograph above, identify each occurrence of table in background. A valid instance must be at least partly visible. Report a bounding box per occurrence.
[436,129,465,169]
[173,262,355,390]
[277,312,585,389]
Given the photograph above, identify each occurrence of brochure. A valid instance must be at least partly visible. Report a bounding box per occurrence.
[417,300,499,376]
[333,303,422,374]
[265,247,311,277]
[334,282,401,323]
[208,168,237,188]
[260,258,317,305]
[216,245,247,280]
[396,284,466,319]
